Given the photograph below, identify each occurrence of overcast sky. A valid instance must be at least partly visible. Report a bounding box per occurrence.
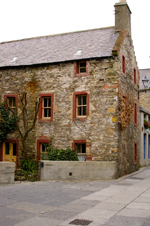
[0,0,149,69]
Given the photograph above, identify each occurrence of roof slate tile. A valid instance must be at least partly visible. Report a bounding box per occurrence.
[0,27,119,67]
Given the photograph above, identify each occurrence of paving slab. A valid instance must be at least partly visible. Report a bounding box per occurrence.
[127,201,150,210]
[134,197,150,203]
[58,201,95,213]
[93,202,125,211]
[59,216,109,226]
[41,209,78,221]
[117,208,150,218]
[104,194,138,204]
[104,216,147,226]
[14,216,62,226]
[143,217,150,226]
[7,202,55,214]
[0,215,21,226]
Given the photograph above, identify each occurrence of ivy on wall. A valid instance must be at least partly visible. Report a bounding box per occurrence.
[0,100,17,145]
[117,88,135,130]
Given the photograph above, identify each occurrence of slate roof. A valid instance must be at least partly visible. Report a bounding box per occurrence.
[0,27,119,67]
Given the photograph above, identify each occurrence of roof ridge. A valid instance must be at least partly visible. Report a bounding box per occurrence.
[0,26,115,44]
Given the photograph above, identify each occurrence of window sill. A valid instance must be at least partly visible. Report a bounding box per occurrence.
[75,73,88,77]
[76,117,87,121]
[38,119,53,122]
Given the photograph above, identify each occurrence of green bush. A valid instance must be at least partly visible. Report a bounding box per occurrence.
[0,101,17,145]
[43,147,78,161]
[20,158,38,172]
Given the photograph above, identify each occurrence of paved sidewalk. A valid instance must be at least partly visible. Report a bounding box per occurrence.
[1,167,150,226]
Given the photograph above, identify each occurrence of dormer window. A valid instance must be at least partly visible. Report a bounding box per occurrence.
[74,60,89,76]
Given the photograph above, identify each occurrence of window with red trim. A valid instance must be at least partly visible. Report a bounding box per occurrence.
[134,68,136,84]
[122,55,126,74]
[74,60,89,76]
[4,94,18,116]
[37,139,49,160]
[72,140,86,161]
[134,142,137,164]
[38,94,54,122]
[134,102,137,125]
[73,92,89,121]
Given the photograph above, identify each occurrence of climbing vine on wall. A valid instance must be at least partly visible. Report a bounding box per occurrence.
[117,88,135,130]
[0,100,17,145]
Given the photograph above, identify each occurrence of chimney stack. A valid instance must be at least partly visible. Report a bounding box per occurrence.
[114,0,132,35]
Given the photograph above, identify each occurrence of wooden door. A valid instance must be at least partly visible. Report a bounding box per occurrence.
[3,142,17,167]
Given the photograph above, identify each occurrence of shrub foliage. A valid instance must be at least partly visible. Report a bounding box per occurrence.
[42,147,79,161]
[0,101,17,145]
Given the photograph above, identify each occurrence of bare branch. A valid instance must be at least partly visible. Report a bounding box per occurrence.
[7,106,23,139]
[25,97,43,135]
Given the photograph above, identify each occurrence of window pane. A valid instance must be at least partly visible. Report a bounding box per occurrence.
[12,98,15,107]
[13,143,16,156]
[82,144,86,153]
[44,109,47,117]
[44,98,47,107]
[48,98,51,107]
[5,142,9,155]
[78,96,81,105]
[83,106,87,115]
[80,62,86,68]
[42,144,46,152]
[83,96,87,105]
[78,107,82,116]
[48,108,51,117]
[75,144,81,153]
[9,99,12,107]
[80,68,86,73]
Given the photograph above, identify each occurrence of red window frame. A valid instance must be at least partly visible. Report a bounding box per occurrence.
[72,139,86,150]
[4,94,18,108]
[0,138,19,162]
[72,140,92,161]
[37,138,50,160]
[134,68,136,84]
[134,142,137,165]
[74,60,89,77]
[134,102,137,126]
[122,55,126,74]
[73,91,89,121]
[38,93,54,122]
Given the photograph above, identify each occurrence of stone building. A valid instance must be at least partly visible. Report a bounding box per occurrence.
[139,68,150,110]
[139,106,150,167]
[139,69,150,167]
[0,0,139,178]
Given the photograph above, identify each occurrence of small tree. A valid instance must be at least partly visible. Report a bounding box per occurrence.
[7,92,42,159]
[0,100,17,145]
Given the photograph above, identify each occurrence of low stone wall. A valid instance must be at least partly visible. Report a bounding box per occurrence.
[0,162,15,184]
[40,161,117,181]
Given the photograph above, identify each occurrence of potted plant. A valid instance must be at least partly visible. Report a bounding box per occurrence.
[144,119,149,129]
